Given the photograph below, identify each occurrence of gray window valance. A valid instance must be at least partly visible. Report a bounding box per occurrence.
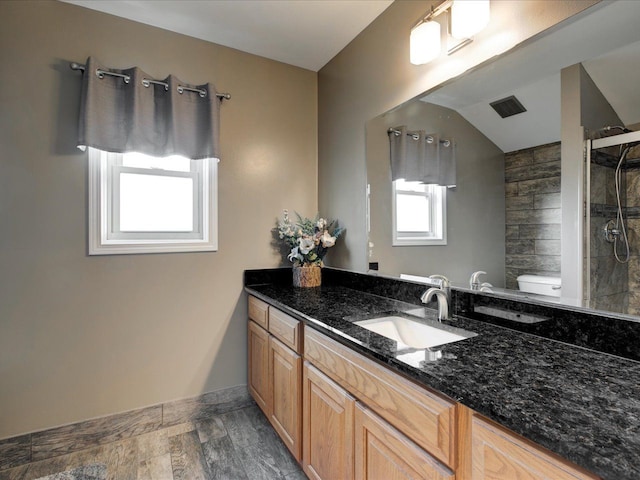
[388,125,456,187]
[77,57,221,160]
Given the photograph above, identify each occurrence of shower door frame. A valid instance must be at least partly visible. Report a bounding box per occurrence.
[585,129,640,308]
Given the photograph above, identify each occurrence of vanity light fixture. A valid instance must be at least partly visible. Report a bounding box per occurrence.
[451,0,490,39]
[410,21,441,65]
[410,0,490,65]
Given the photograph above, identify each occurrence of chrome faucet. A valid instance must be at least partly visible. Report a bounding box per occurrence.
[421,288,450,321]
[470,271,486,290]
[428,274,450,303]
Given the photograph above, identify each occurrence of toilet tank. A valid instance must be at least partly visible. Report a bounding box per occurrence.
[516,274,561,297]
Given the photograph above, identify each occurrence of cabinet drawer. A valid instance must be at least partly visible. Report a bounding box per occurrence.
[304,328,456,468]
[248,295,269,329]
[269,308,301,353]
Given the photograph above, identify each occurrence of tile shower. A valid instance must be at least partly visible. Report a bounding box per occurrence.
[589,142,640,315]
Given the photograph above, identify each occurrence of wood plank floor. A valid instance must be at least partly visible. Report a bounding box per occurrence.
[0,405,306,480]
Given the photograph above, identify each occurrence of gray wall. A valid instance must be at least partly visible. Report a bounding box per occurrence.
[367,101,505,287]
[0,1,317,439]
[318,0,600,273]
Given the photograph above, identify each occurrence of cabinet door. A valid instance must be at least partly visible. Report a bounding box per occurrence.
[355,403,454,480]
[248,320,271,415]
[270,336,302,461]
[471,416,599,480]
[304,328,455,467]
[303,362,355,480]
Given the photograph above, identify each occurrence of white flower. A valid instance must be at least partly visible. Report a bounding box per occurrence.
[299,237,315,254]
[320,230,336,248]
[316,218,326,230]
[287,246,302,262]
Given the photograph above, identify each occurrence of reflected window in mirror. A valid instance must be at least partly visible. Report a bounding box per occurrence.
[392,180,446,246]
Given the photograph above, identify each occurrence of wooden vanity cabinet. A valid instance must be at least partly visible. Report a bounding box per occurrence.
[303,362,355,480]
[304,327,456,469]
[269,336,302,460]
[248,295,601,480]
[247,296,302,461]
[355,403,454,480]
[248,319,270,414]
[471,416,600,480]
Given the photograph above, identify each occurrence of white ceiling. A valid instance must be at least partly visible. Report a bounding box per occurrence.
[60,0,393,72]
[421,1,640,153]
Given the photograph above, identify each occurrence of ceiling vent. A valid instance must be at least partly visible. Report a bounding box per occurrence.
[490,95,527,118]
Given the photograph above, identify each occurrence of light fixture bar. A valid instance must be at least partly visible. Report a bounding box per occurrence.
[415,0,454,27]
[447,37,473,55]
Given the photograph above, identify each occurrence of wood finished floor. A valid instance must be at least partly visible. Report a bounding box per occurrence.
[0,405,307,480]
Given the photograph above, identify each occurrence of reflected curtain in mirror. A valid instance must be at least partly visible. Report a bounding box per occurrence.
[388,126,456,187]
[77,57,221,160]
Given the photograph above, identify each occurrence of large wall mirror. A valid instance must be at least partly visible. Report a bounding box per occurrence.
[366,0,640,318]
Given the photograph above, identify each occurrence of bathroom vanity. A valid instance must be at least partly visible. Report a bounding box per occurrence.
[245,267,640,480]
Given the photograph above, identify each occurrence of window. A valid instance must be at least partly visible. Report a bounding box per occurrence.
[88,148,217,255]
[392,179,446,246]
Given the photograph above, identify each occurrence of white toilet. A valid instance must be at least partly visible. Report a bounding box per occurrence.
[516,275,562,297]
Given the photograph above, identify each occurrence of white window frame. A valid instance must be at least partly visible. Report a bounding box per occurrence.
[88,148,218,255]
[392,180,447,246]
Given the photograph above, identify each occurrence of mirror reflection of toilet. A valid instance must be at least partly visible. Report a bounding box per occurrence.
[517,275,561,298]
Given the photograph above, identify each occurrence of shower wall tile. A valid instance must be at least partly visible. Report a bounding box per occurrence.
[505,195,533,210]
[505,160,560,183]
[504,149,533,169]
[505,225,519,239]
[534,192,561,209]
[505,142,561,285]
[506,239,535,255]
[627,219,640,256]
[533,142,561,163]
[628,143,640,160]
[505,254,560,271]
[505,182,518,197]
[590,215,613,257]
[627,256,640,289]
[591,292,628,315]
[518,224,561,240]
[535,239,560,256]
[590,256,628,296]
[517,177,561,196]
[506,208,561,225]
[627,169,640,206]
[590,164,607,204]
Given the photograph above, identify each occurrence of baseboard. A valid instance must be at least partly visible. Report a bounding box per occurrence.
[0,384,252,471]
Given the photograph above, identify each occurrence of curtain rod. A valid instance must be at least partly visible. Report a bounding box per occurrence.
[387,128,451,147]
[70,62,231,101]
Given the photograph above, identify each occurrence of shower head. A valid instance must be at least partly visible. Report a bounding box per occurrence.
[600,125,632,134]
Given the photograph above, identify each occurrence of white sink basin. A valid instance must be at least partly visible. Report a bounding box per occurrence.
[355,316,477,349]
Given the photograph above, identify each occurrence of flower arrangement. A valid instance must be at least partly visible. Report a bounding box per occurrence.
[277,210,343,267]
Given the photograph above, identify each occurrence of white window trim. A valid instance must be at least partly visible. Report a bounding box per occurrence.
[88,148,218,255]
[392,181,447,246]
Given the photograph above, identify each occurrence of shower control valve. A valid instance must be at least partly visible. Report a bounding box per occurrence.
[603,220,621,243]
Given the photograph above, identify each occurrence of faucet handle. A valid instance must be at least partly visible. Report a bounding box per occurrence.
[429,274,450,289]
[470,271,486,289]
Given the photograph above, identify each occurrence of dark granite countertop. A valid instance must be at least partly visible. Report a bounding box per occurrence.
[245,282,640,480]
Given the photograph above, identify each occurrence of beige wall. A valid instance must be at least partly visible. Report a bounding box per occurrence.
[318,0,599,272]
[367,102,505,287]
[0,1,317,439]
